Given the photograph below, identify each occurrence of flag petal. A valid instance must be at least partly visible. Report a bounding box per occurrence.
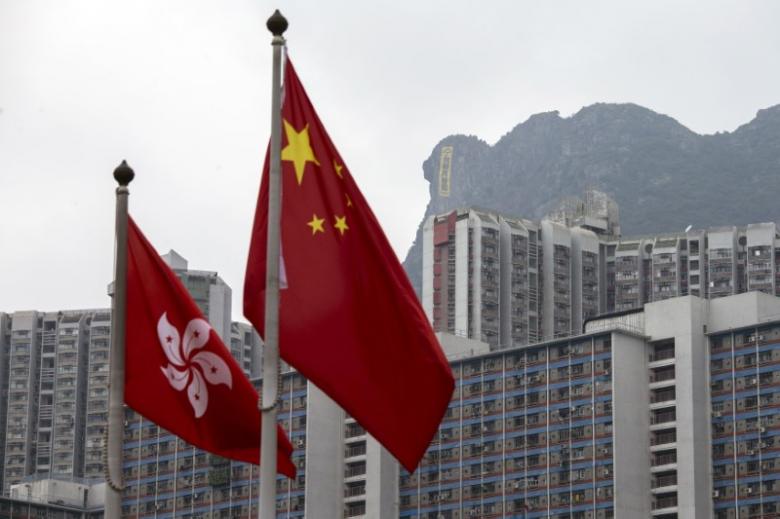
[183,318,211,360]
[157,312,184,366]
[187,368,208,419]
[160,364,190,391]
[192,351,233,388]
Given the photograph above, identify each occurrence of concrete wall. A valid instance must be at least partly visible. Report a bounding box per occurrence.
[0,313,8,491]
[612,332,651,517]
[499,219,514,348]
[435,332,491,361]
[644,296,711,519]
[304,382,344,517]
[10,478,91,507]
[707,291,780,333]
[208,283,231,343]
[366,435,398,519]
[454,217,469,336]
[422,216,435,322]
[541,219,572,339]
[571,227,600,333]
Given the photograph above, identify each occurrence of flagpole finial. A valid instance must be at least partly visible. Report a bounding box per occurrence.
[266,9,288,36]
[113,160,135,186]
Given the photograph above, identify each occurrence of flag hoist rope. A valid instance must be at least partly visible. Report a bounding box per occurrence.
[259,10,288,519]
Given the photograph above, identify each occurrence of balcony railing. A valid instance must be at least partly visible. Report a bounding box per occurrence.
[650,350,675,362]
[652,495,678,509]
[653,475,678,488]
[652,453,677,466]
[651,411,677,425]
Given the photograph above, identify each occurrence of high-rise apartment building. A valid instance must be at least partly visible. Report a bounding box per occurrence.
[0,312,10,492]
[3,310,42,491]
[119,336,481,519]
[230,321,262,378]
[0,253,253,492]
[84,311,113,480]
[424,198,780,349]
[161,250,232,343]
[116,291,780,518]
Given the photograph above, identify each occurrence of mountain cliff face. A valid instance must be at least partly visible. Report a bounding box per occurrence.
[403,103,780,293]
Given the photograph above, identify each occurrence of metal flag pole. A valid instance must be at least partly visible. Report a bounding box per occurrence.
[105,160,134,517]
[259,9,288,519]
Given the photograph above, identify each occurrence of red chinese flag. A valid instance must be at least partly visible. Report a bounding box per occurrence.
[125,216,296,477]
[244,58,455,472]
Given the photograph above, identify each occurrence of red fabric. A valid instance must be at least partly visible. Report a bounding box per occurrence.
[125,216,296,477]
[243,58,455,472]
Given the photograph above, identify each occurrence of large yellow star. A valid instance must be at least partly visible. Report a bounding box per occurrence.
[333,215,349,236]
[282,120,320,185]
[307,214,325,236]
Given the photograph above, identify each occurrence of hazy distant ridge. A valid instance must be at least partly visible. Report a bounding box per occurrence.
[403,102,780,292]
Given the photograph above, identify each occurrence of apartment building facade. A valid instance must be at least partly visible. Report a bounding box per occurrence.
[119,370,401,519]
[424,204,780,350]
[115,291,780,519]
[0,252,252,493]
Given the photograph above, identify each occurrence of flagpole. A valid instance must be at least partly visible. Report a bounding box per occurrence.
[260,10,287,519]
[105,160,134,518]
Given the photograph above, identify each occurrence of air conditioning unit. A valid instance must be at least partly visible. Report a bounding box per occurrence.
[713,490,720,498]
[713,411,722,418]
[748,449,756,456]
[747,487,754,495]
[760,426,767,434]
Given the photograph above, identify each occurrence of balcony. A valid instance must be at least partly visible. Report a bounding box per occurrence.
[652,474,678,490]
[651,431,677,448]
[650,349,675,363]
[652,494,678,512]
[345,485,366,498]
[651,410,676,426]
[651,452,677,468]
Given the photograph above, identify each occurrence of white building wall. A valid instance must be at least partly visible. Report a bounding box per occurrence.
[612,332,651,517]
[454,218,470,337]
[644,296,711,519]
[422,215,435,322]
[208,283,231,343]
[540,219,572,339]
[366,435,398,519]
[471,213,483,341]
[571,227,600,334]
[304,383,344,518]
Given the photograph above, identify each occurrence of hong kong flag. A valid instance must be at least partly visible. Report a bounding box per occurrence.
[244,58,455,472]
[125,216,296,477]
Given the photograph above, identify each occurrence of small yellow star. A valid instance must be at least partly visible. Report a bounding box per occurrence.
[333,160,344,179]
[345,193,353,207]
[333,215,349,235]
[307,214,325,236]
[281,120,320,185]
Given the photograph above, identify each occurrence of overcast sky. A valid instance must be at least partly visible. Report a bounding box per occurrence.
[2,0,779,316]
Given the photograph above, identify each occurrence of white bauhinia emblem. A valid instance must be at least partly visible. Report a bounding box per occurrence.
[157,312,233,418]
